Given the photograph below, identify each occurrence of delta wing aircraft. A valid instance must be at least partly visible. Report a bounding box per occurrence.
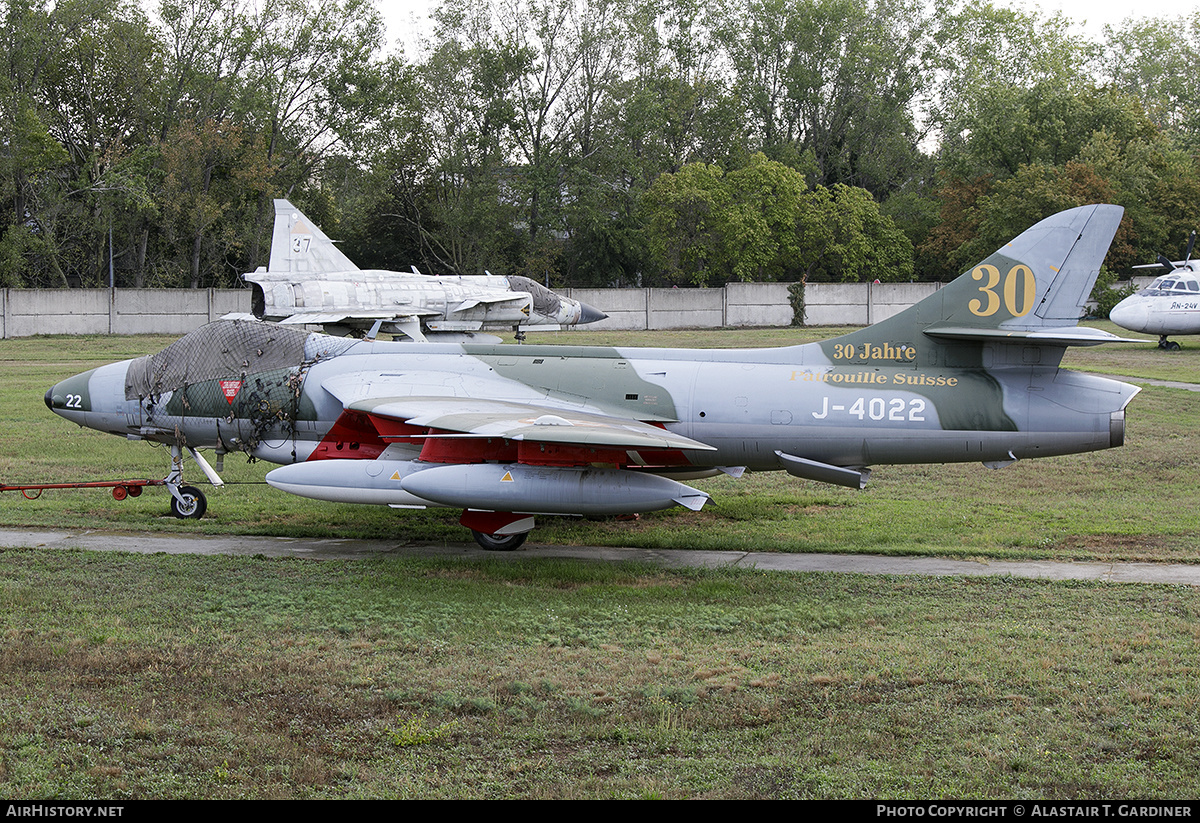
[231,199,606,341]
[1110,231,1200,349]
[47,204,1138,549]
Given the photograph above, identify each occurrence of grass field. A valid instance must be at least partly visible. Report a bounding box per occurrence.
[1,324,1199,798]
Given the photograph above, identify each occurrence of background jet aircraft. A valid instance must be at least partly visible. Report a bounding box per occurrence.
[47,205,1138,550]
[1110,231,1200,349]
[233,199,606,341]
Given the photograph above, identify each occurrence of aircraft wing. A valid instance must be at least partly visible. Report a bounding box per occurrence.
[348,396,715,453]
[274,310,442,325]
[452,295,531,312]
[319,369,710,452]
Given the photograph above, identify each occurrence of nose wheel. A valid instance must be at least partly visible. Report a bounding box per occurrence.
[165,445,221,519]
[169,485,208,519]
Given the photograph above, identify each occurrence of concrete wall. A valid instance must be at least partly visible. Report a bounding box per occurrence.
[726,282,794,327]
[112,289,249,335]
[2,282,947,338]
[566,282,793,331]
[801,282,941,326]
[1,289,252,338]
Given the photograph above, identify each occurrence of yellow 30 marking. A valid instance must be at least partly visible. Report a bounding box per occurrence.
[969,264,1036,318]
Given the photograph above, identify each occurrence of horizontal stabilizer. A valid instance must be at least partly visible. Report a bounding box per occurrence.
[923,326,1141,347]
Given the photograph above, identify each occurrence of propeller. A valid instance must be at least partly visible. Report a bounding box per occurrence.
[1142,230,1198,273]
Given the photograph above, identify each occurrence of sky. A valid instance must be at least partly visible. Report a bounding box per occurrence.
[1034,0,1197,34]
[375,0,1200,53]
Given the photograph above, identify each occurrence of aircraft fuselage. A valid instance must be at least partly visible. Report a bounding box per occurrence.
[47,330,1134,476]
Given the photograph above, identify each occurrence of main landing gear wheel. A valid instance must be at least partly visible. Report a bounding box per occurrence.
[471,530,528,551]
[170,485,207,519]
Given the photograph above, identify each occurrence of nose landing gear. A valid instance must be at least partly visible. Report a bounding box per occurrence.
[165,445,222,519]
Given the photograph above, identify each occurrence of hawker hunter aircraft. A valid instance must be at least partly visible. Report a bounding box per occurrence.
[47,204,1138,550]
[229,199,606,341]
[1110,232,1200,349]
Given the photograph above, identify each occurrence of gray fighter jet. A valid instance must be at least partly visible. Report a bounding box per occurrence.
[47,204,1138,549]
[231,199,606,341]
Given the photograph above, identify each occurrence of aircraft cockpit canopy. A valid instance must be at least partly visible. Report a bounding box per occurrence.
[1143,271,1200,296]
[123,320,355,400]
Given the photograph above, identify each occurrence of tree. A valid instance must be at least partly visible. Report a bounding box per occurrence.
[0,0,71,286]
[930,0,1097,140]
[641,160,728,285]
[406,0,528,275]
[155,118,272,288]
[641,153,911,285]
[720,0,935,196]
[795,184,913,282]
[1101,11,1200,151]
[319,55,430,271]
[244,0,387,195]
[720,153,808,282]
[496,0,582,248]
[924,81,1200,280]
[939,84,1157,183]
[0,0,161,287]
[560,0,745,286]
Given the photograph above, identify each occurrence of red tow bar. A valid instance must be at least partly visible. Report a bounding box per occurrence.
[0,479,165,501]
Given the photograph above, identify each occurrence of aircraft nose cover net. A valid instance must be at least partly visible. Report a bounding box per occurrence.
[507,276,562,317]
[123,319,350,400]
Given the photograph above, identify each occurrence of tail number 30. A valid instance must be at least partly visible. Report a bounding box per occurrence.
[969,264,1036,318]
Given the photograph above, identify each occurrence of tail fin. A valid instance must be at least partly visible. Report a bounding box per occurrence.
[832,204,1127,364]
[267,199,359,274]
